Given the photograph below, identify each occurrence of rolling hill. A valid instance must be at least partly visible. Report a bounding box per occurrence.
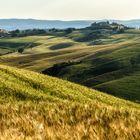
[0,64,140,139]
[0,22,140,103]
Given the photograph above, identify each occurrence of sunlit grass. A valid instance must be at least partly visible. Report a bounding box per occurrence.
[0,64,139,139]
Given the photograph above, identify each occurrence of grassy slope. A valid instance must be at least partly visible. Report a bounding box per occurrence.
[0,64,140,139]
[42,30,140,102]
[0,36,92,70]
[95,74,140,102]
[0,36,42,55]
[1,29,140,102]
[0,33,126,71]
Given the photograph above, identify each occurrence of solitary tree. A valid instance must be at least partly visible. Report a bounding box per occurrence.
[18,48,24,54]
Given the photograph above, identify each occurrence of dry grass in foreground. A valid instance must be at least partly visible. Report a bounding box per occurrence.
[0,64,140,140]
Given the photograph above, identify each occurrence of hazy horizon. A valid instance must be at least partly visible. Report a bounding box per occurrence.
[0,0,140,20]
[0,18,140,21]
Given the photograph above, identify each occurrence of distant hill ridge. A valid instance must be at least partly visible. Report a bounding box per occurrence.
[0,19,140,30]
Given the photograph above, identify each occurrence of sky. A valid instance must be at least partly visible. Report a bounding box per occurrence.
[0,0,140,20]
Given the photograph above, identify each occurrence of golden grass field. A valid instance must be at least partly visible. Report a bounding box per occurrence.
[0,64,140,139]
